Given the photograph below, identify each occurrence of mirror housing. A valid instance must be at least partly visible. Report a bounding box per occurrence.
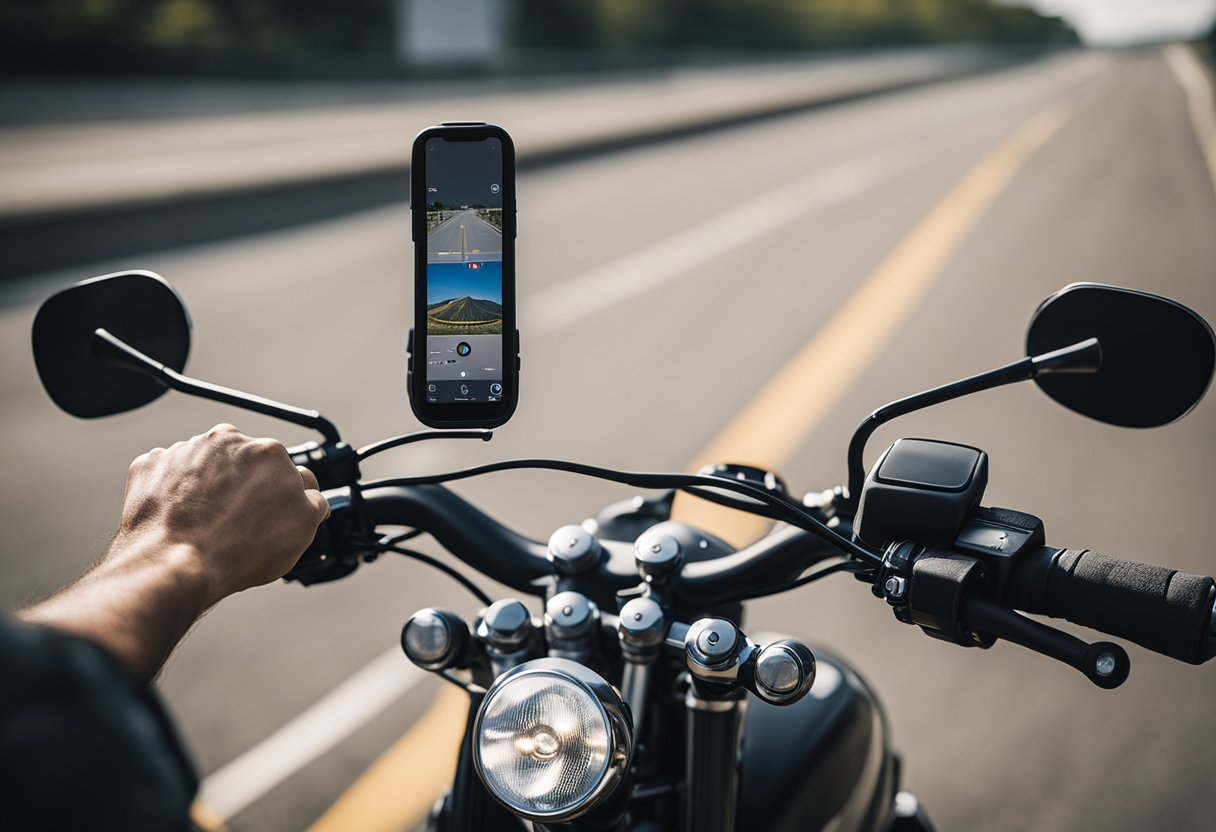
[1027,283,1215,428]
[32,270,191,418]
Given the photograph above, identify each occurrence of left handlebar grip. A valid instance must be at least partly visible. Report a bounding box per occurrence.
[283,493,358,585]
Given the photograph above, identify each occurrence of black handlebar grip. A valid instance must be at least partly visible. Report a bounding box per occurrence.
[1006,547,1215,664]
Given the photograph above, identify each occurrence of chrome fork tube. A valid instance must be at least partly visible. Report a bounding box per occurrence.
[620,661,652,739]
[684,683,747,832]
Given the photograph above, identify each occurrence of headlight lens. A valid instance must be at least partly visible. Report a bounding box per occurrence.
[473,658,631,821]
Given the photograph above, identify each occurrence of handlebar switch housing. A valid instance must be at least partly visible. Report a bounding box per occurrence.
[283,488,359,586]
[908,551,994,648]
[855,438,988,548]
[952,506,1045,595]
[287,440,361,490]
[878,543,994,648]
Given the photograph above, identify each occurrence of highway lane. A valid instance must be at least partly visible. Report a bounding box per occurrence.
[427,208,503,263]
[1,47,1213,831]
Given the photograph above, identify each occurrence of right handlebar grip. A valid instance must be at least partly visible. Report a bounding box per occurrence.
[1005,548,1215,664]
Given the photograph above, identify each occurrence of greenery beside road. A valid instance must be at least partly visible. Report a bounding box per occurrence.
[0,0,1075,76]
[519,0,1076,52]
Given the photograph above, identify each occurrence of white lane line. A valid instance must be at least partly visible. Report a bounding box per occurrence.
[1164,43,1216,197]
[197,646,423,821]
[524,150,908,338]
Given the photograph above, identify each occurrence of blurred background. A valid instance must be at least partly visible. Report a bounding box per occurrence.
[2,1,1215,831]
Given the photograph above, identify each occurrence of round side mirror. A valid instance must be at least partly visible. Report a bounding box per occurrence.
[32,270,191,418]
[1026,283,1215,427]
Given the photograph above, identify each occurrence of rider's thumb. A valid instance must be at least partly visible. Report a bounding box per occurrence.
[306,489,331,524]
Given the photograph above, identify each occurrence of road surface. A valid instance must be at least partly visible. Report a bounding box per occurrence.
[427,209,503,263]
[0,46,1213,832]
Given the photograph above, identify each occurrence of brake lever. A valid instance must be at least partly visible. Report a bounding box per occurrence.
[878,543,1131,688]
[960,593,1130,689]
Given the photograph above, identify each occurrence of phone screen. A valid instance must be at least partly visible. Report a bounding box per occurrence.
[423,136,506,405]
[409,123,517,429]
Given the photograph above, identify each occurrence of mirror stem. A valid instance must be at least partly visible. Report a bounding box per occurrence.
[1030,337,1102,374]
[92,329,341,444]
[844,338,1101,505]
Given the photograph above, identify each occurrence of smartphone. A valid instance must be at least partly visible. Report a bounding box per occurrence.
[408,122,518,428]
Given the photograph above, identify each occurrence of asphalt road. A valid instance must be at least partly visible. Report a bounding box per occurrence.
[427,209,503,262]
[1,47,1214,832]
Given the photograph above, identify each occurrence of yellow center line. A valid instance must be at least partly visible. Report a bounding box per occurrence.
[672,95,1081,544]
[189,801,231,832]
[303,88,1088,831]
[306,685,469,832]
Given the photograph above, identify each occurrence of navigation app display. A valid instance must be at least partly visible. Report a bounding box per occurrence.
[424,137,505,405]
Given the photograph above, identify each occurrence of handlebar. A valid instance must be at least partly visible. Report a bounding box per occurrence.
[326,475,1216,672]
[1004,547,1216,665]
[312,476,866,608]
[356,485,553,594]
[673,523,850,605]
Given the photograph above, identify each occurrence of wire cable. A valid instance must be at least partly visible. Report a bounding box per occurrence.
[721,560,872,602]
[379,529,423,546]
[358,457,882,567]
[372,540,493,606]
[681,484,796,523]
[357,429,492,461]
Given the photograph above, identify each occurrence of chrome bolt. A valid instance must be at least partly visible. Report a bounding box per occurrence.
[618,597,667,652]
[634,531,683,584]
[884,576,908,600]
[692,619,737,662]
[635,532,680,565]
[545,592,597,641]
[479,598,533,649]
[546,524,601,575]
[1095,651,1116,677]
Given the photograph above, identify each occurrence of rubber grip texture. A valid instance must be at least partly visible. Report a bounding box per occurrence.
[1013,548,1214,664]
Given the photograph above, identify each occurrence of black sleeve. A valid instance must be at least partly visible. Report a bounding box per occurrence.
[0,615,198,832]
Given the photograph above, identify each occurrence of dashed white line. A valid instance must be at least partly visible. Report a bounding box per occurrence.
[1164,43,1216,197]
[524,150,908,338]
[197,646,423,821]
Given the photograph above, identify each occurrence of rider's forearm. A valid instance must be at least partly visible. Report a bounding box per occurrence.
[18,532,214,683]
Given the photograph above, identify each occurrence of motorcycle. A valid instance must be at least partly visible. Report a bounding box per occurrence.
[30,271,1216,831]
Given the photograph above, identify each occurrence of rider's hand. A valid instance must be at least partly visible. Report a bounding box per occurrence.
[115,423,330,606]
[20,424,330,681]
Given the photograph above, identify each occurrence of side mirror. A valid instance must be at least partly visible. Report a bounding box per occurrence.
[1026,283,1215,427]
[32,270,191,418]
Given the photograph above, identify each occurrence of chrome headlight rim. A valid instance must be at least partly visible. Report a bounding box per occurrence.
[472,657,633,823]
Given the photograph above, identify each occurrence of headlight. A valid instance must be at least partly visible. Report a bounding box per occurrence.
[473,658,632,822]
